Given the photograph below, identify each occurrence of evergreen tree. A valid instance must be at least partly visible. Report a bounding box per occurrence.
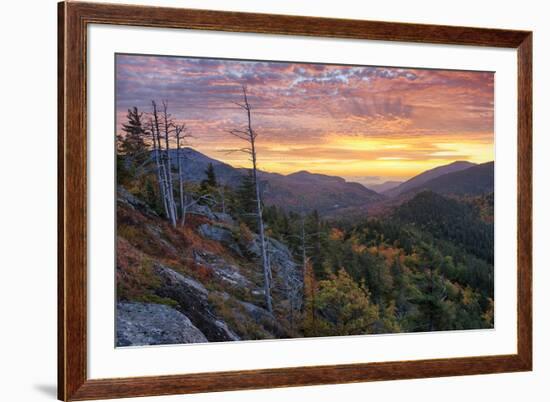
[118,107,149,167]
[411,264,454,332]
[201,163,218,189]
[305,209,327,278]
[235,171,258,230]
[116,107,150,186]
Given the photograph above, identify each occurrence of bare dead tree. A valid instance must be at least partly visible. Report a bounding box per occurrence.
[160,101,178,226]
[227,86,273,313]
[149,102,171,221]
[174,123,193,226]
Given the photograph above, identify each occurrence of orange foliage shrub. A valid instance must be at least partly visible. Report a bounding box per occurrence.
[194,264,214,283]
[329,228,344,241]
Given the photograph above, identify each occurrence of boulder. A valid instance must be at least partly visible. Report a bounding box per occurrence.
[198,223,242,256]
[116,302,207,346]
[213,212,235,225]
[153,264,240,342]
[187,203,216,220]
[198,223,234,243]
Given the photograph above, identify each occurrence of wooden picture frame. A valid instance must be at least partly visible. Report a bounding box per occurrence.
[58,1,532,400]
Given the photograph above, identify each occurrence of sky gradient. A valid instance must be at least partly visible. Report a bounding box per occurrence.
[116,54,494,185]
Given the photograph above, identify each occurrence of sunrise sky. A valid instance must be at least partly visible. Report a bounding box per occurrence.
[116,54,494,185]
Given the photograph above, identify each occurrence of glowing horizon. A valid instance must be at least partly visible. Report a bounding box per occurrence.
[116,54,494,185]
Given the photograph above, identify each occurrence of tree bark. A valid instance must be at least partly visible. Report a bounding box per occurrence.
[300,212,308,299]
[247,96,273,313]
[161,101,178,226]
[149,110,169,220]
[175,125,186,226]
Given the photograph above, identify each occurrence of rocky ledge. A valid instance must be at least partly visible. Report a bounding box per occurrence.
[116,302,208,346]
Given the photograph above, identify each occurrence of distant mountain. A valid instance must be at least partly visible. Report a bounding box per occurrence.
[369,181,403,193]
[166,147,244,186]
[402,161,494,197]
[167,148,384,215]
[260,170,384,213]
[383,161,476,198]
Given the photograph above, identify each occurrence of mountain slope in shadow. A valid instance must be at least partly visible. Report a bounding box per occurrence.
[383,161,476,198]
[401,161,494,197]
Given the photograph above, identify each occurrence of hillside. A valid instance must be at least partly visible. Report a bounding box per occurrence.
[384,161,476,197]
[401,162,494,197]
[116,181,495,345]
[166,148,384,215]
[260,170,383,213]
[393,191,494,264]
[116,186,302,346]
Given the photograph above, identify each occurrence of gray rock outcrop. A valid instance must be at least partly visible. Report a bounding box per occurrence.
[116,302,208,346]
[153,264,240,342]
[187,203,216,220]
[117,186,158,217]
[198,223,242,256]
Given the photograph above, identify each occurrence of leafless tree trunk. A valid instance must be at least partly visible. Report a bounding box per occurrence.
[181,194,189,228]
[227,86,273,313]
[174,123,190,226]
[300,212,308,288]
[149,105,170,220]
[160,101,178,226]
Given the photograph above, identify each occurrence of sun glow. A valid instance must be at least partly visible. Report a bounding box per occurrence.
[209,134,494,181]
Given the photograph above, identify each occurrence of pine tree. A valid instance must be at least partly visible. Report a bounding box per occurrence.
[117,107,149,183]
[306,209,326,278]
[119,107,148,164]
[201,163,218,189]
[412,267,453,332]
[236,171,258,230]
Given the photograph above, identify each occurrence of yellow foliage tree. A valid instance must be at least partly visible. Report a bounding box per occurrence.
[305,268,379,337]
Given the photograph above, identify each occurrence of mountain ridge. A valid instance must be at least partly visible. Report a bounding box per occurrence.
[383,160,476,198]
[167,147,384,215]
[401,161,494,197]
[160,148,493,216]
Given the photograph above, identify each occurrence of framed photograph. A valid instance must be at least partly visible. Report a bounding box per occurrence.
[58,1,532,400]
